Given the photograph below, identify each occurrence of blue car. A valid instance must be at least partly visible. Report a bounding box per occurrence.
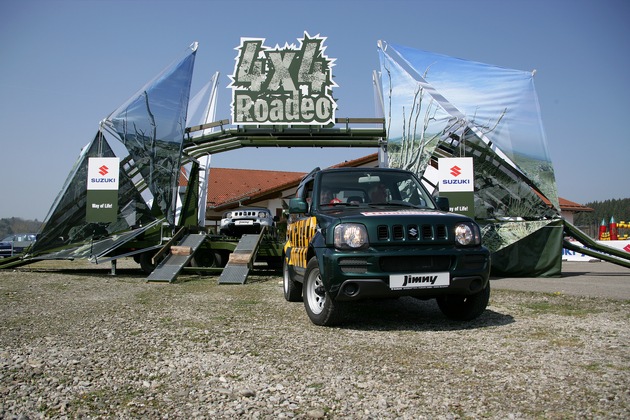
[0,233,37,258]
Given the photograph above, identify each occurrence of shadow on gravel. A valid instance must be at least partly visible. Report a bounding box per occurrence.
[337,297,514,332]
[18,267,148,279]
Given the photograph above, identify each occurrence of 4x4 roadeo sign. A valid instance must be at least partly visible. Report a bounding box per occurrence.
[229,33,337,125]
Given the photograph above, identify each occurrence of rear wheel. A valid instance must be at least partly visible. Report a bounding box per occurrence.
[283,258,302,302]
[190,250,219,268]
[139,252,157,274]
[436,282,490,321]
[303,257,343,326]
[189,250,223,275]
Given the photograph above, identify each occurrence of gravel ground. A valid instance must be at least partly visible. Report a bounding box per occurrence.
[1,259,628,419]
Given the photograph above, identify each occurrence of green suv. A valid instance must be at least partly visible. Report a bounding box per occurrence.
[283,167,491,326]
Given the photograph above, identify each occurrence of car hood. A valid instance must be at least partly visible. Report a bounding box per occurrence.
[316,205,473,225]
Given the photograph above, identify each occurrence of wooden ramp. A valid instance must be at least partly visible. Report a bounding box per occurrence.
[218,231,266,284]
[146,233,207,282]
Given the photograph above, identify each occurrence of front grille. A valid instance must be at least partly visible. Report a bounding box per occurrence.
[339,258,369,274]
[234,210,257,217]
[377,225,389,240]
[376,223,449,242]
[422,224,433,240]
[380,255,451,272]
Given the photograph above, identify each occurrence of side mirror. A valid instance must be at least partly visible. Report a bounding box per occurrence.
[435,197,450,212]
[288,198,308,214]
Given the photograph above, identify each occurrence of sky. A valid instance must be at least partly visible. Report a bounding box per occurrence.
[1,0,629,221]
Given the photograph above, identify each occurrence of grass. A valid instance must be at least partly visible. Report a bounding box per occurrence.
[521,296,604,317]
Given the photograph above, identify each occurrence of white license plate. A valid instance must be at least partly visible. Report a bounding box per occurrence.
[390,272,450,290]
[235,220,253,225]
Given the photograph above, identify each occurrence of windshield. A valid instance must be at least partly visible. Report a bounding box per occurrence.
[318,170,436,209]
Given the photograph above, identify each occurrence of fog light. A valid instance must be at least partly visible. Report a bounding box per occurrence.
[343,282,359,296]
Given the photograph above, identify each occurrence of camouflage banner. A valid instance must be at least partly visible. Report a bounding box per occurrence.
[230,33,337,125]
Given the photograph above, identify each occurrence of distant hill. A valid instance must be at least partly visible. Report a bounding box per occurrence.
[573,198,630,232]
[0,217,43,239]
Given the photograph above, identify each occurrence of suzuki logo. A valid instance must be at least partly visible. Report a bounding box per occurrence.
[450,165,461,177]
[99,165,109,176]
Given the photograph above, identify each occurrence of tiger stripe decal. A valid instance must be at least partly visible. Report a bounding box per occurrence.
[285,216,317,268]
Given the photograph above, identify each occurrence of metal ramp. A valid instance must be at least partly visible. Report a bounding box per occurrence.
[146,233,208,282]
[563,221,630,268]
[218,230,266,284]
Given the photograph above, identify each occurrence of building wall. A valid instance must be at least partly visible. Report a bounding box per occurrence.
[562,210,574,224]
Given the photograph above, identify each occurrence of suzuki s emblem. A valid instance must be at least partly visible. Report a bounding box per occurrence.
[408,227,418,238]
[99,165,109,176]
[450,165,461,177]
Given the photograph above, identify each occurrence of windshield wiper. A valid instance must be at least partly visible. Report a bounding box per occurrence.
[320,202,353,208]
[369,201,422,209]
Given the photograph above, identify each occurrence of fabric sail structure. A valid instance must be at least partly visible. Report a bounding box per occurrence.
[377,41,562,276]
[30,43,198,260]
[101,42,197,226]
[182,71,220,226]
[30,133,157,260]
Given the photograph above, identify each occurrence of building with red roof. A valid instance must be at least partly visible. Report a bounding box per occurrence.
[195,153,593,232]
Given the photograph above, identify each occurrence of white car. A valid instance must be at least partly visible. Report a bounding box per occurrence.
[0,233,37,258]
[219,207,276,237]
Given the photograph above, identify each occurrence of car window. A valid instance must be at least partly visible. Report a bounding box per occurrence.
[318,171,434,209]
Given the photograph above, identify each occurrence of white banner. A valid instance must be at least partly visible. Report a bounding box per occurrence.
[87,157,120,190]
[563,239,630,261]
[438,157,474,192]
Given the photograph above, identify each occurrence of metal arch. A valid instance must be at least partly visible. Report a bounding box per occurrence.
[182,118,387,161]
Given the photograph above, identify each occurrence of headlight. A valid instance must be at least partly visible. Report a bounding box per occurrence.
[224,212,232,219]
[258,211,267,218]
[454,222,481,246]
[334,223,368,249]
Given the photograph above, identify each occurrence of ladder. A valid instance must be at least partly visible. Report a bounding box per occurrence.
[146,233,208,282]
[218,229,267,284]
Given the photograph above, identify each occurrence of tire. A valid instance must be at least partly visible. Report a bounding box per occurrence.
[189,251,222,275]
[283,258,302,302]
[436,282,490,321]
[303,257,343,326]
[216,251,229,268]
[139,252,156,274]
[190,250,219,268]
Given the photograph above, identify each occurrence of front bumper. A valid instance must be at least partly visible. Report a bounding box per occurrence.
[319,246,490,301]
[222,221,265,233]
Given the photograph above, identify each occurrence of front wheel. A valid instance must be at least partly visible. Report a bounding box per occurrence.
[436,282,490,321]
[303,257,343,326]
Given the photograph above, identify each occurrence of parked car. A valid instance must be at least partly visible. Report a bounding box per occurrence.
[0,233,37,258]
[283,167,491,326]
[219,207,277,237]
